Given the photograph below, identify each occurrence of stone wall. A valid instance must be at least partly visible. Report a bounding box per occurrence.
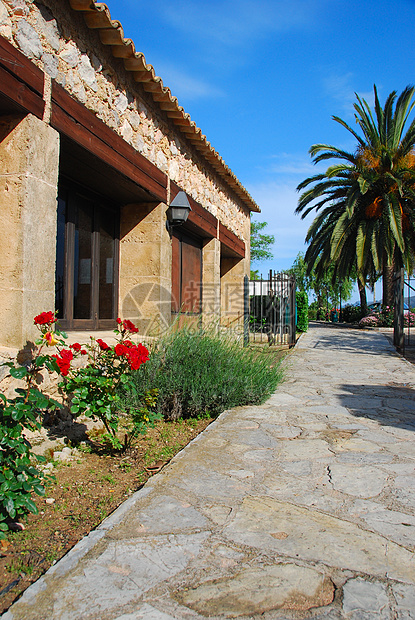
[0,0,250,242]
[0,113,59,348]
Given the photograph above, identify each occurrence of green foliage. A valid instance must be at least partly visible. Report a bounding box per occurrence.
[61,323,151,450]
[287,252,354,310]
[296,85,415,306]
[0,312,152,537]
[342,304,364,323]
[0,318,63,537]
[251,220,275,262]
[122,326,284,420]
[296,291,309,332]
[286,252,310,292]
[117,388,161,451]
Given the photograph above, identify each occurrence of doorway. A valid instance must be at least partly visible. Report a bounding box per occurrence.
[55,182,119,330]
[171,229,202,321]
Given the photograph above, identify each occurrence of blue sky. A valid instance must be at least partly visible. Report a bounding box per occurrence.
[104,0,415,301]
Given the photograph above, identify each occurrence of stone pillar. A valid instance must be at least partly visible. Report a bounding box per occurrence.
[119,201,172,336]
[202,237,221,326]
[0,113,59,349]
[220,212,251,335]
[220,257,246,331]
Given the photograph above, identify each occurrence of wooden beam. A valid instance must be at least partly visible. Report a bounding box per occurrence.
[0,65,44,118]
[51,82,167,202]
[219,222,245,258]
[0,36,44,96]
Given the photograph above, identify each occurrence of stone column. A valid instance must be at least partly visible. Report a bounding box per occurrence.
[119,201,172,336]
[202,236,221,327]
[0,113,59,349]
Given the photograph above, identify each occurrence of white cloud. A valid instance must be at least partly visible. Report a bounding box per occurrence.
[151,63,224,101]
[151,0,328,50]
[323,72,374,118]
[267,152,317,176]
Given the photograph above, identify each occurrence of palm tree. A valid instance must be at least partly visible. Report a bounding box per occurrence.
[296,85,415,307]
[302,196,379,315]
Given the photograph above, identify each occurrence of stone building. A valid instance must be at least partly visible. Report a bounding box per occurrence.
[0,0,259,349]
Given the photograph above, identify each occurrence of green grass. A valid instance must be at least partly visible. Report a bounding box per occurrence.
[121,325,284,420]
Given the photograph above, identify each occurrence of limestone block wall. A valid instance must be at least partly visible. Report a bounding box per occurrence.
[0,113,59,348]
[0,0,251,245]
[119,202,172,335]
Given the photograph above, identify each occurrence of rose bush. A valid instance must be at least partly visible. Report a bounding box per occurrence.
[0,313,156,535]
[0,312,64,538]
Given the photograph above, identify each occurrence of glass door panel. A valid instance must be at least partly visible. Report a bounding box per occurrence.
[73,197,93,320]
[56,183,119,329]
[55,194,66,320]
[99,209,116,320]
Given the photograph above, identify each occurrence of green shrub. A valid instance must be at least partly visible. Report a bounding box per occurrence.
[342,304,363,323]
[120,326,284,420]
[296,291,309,332]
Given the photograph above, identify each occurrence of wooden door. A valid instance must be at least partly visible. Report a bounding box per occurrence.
[171,230,202,319]
[55,182,119,330]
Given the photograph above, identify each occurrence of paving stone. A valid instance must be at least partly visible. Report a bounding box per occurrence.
[328,463,388,498]
[178,564,335,617]
[6,533,209,620]
[342,578,390,618]
[392,582,415,619]
[333,437,381,453]
[110,495,208,536]
[279,438,334,461]
[223,497,415,583]
[347,499,415,547]
[6,325,415,620]
[114,605,178,619]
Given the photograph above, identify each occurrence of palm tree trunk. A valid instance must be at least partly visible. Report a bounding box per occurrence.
[358,279,368,316]
[382,254,395,307]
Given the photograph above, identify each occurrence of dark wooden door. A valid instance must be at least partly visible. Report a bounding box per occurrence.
[55,183,119,330]
[171,230,202,317]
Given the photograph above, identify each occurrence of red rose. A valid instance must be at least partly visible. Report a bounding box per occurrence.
[81,349,87,355]
[126,343,149,370]
[115,343,128,357]
[97,339,110,351]
[116,318,122,324]
[34,311,56,325]
[70,343,82,352]
[52,349,73,376]
[122,319,139,333]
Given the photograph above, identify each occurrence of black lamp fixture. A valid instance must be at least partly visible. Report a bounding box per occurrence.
[166,191,192,232]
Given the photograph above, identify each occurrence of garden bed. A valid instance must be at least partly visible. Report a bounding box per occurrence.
[0,417,211,614]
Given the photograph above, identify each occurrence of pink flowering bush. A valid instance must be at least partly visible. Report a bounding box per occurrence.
[358,314,381,328]
[404,311,415,327]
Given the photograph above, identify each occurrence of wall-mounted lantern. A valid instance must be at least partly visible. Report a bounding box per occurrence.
[166,191,192,232]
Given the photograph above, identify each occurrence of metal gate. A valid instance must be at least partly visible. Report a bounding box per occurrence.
[244,271,296,346]
[393,268,415,355]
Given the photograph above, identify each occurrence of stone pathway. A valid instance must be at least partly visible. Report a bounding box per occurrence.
[4,324,415,619]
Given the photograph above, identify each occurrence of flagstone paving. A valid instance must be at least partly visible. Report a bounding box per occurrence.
[4,324,415,619]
